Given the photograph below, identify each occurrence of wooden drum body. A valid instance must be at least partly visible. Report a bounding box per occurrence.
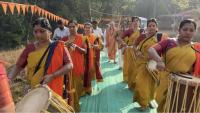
[165,74,200,112]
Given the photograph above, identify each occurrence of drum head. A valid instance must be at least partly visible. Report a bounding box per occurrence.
[170,73,200,86]
[16,86,50,113]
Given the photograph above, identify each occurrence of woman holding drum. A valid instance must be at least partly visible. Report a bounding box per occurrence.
[133,18,167,111]
[8,18,73,98]
[148,19,200,112]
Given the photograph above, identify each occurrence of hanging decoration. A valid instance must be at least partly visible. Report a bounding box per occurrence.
[0,1,84,27]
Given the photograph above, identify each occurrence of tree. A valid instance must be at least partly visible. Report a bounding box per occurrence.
[0,0,192,49]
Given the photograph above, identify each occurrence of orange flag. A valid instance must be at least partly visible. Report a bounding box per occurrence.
[0,2,79,26]
[15,4,21,14]
[8,3,15,14]
[50,13,54,20]
[51,14,53,21]
[50,14,53,20]
[30,5,35,14]
[55,15,57,21]
[1,3,8,14]
[41,9,44,17]
[21,4,26,15]
[26,5,29,13]
[37,7,42,16]
[44,11,48,18]
[55,16,57,21]
[47,13,51,19]
[53,15,56,21]
[49,13,53,20]
[34,6,38,14]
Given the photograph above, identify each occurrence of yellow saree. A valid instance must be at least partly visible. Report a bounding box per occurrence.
[26,41,68,96]
[156,44,196,112]
[123,29,140,86]
[27,45,49,87]
[134,35,161,108]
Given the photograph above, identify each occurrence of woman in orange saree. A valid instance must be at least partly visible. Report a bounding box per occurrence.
[106,21,118,63]
[94,37,104,82]
[83,22,96,94]
[64,20,86,111]
[8,18,73,97]
[83,22,103,94]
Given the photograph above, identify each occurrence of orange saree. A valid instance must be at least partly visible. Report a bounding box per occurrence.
[83,34,96,93]
[106,28,117,60]
[193,43,200,77]
[17,41,72,97]
[0,62,15,112]
[47,41,69,96]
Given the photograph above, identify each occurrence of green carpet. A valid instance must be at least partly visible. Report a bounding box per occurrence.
[80,52,157,113]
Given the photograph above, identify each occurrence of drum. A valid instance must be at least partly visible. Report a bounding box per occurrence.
[146,60,160,85]
[16,85,75,113]
[164,73,200,112]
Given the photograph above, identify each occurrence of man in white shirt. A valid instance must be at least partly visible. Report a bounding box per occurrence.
[92,20,103,40]
[53,19,70,40]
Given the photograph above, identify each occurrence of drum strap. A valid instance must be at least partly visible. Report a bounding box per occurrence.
[34,41,58,76]
[34,44,51,75]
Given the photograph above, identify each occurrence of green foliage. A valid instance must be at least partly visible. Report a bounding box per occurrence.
[0,0,191,49]
[171,0,189,10]
[0,13,28,48]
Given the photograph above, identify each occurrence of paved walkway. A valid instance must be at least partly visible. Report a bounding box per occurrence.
[80,52,156,113]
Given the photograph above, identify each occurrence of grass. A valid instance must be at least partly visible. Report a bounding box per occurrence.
[0,48,23,68]
[0,47,30,103]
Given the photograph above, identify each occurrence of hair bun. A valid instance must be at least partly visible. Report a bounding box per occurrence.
[32,17,52,31]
